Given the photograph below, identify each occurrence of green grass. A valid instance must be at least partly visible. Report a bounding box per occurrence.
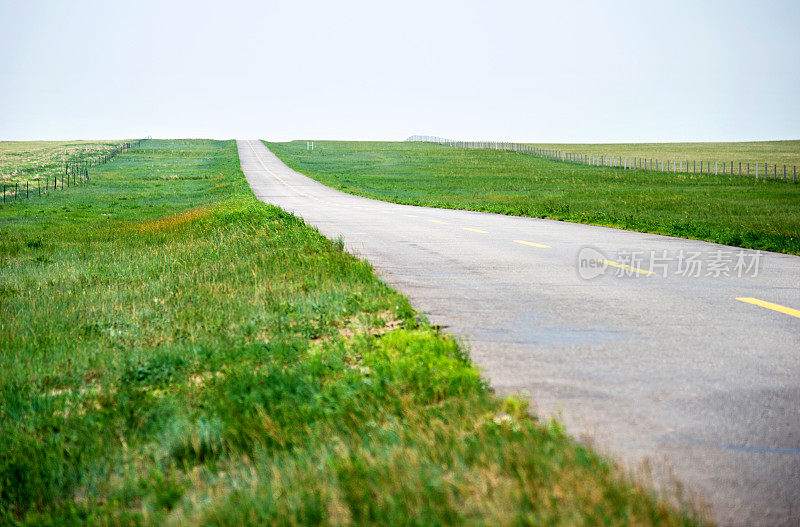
[0,140,130,199]
[523,140,800,171]
[267,140,800,255]
[0,140,701,525]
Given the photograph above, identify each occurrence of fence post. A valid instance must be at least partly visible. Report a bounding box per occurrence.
[26,181,29,199]
[756,163,758,179]
[38,180,40,196]
[784,165,787,181]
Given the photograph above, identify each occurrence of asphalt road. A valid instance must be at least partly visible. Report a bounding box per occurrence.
[238,140,800,526]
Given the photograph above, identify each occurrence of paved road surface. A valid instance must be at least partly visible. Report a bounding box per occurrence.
[238,140,800,526]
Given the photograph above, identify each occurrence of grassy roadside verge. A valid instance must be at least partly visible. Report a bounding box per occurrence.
[267,140,800,255]
[1,140,700,524]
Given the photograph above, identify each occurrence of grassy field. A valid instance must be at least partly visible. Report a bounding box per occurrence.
[267,140,800,255]
[0,139,700,524]
[0,140,129,190]
[522,140,800,172]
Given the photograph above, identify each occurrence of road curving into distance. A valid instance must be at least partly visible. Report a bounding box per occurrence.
[238,140,800,527]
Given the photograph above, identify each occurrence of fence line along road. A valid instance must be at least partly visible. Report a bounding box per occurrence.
[407,135,798,183]
[1,137,151,205]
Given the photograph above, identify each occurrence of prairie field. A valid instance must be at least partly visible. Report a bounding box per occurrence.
[268,140,800,255]
[0,139,702,524]
[0,140,128,186]
[523,140,800,173]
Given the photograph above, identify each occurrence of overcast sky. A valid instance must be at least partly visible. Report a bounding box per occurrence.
[1,0,798,142]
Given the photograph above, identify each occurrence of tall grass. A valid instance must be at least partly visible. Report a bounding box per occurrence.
[0,140,702,524]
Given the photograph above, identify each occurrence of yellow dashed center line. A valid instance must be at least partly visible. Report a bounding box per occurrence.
[247,143,560,259]
[513,239,550,249]
[736,297,800,319]
[599,259,653,275]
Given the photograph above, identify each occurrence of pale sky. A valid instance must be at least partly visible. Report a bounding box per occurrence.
[1,0,798,142]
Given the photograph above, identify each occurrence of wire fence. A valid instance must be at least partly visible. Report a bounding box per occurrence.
[406,135,798,183]
[1,138,150,205]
